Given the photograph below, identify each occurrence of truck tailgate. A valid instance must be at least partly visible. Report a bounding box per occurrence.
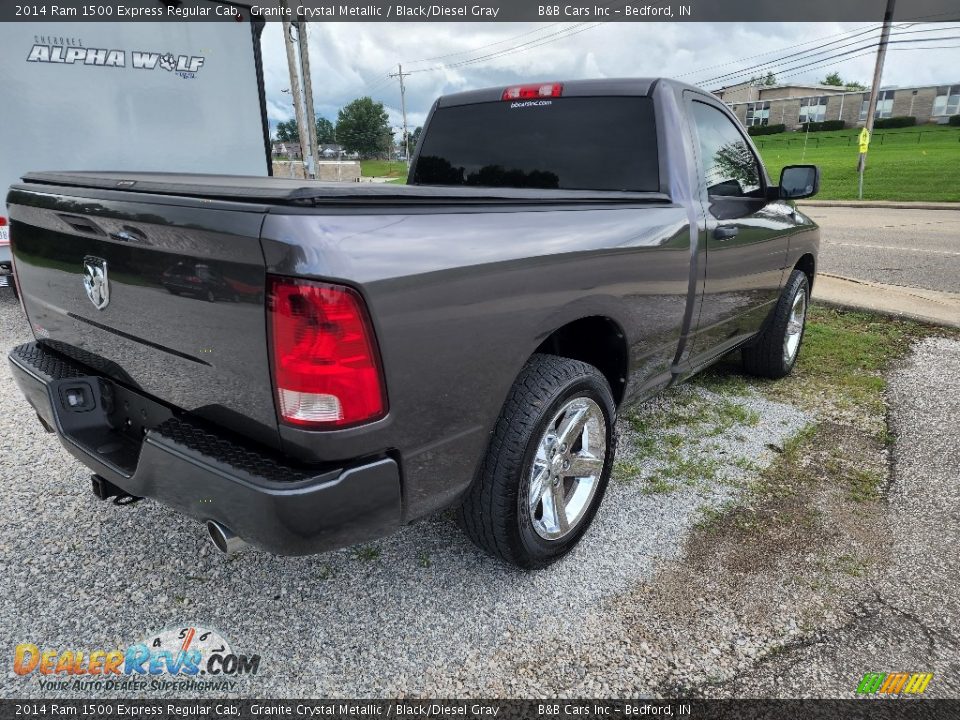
[7,186,279,447]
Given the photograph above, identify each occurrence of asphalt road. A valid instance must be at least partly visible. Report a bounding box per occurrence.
[808,206,960,294]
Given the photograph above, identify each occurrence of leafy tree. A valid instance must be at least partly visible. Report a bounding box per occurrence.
[336,97,391,158]
[750,72,777,86]
[275,119,299,142]
[315,117,336,145]
[713,140,758,192]
[823,72,844,86]
[409,126,423,150]
[822,72,867,90]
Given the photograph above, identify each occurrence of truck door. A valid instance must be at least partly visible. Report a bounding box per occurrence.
[686,99,794,361]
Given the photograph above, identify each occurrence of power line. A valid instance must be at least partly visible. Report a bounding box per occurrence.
[772,42,960,83]
[698,26,958,85]
[677,22,885,80]
[404,22,604,75]
[401,22,569,66]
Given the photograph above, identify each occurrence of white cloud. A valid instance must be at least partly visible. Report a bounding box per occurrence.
[261,21,960,134]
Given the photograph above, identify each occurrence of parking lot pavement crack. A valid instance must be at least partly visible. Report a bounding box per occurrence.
[871,594,958,652]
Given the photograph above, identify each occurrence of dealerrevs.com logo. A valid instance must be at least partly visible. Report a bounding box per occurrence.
[13,626,260,692]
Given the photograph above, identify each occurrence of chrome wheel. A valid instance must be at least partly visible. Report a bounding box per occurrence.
[527,397,607,541]
[783,287,807,365]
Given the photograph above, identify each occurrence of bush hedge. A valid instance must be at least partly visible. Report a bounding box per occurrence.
[873,116,917,129]
[798,120,846,132]
[748,123,786,136]
[948,115,960,126]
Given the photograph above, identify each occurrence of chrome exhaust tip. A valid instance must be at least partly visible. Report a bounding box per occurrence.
[206,520,246,555]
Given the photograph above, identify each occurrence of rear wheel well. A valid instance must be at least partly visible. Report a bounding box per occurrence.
[795,253,816,290]
[534,316,628,406]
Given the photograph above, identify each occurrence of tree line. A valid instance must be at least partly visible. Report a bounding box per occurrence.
[275,96,422,159]
[748,71,866,91]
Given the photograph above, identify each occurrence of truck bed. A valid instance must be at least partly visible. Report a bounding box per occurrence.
[21,171,671,206]
[7,170,690,530]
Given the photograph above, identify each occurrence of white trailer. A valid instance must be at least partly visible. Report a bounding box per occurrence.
[0,10,271,289]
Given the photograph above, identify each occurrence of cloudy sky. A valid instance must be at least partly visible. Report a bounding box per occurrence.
[258,21,960,136]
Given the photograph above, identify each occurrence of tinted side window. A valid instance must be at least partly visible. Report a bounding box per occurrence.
[690,101,762,198]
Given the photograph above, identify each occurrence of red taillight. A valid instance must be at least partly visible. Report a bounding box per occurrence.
[268,276,386,429]
[502,83,563,101]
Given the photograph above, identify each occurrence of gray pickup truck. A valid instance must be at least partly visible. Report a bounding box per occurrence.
[6,78,819,569]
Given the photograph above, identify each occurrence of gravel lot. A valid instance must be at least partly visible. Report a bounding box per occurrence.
[714,336,960,698]
[0,291,812,698]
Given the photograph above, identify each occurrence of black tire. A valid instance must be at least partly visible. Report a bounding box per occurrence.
[458,354,617,569]
[742,269,810,379]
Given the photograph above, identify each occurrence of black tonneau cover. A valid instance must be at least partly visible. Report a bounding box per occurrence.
[20,172,671,206]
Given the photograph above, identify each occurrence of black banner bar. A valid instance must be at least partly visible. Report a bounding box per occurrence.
[2,700,960,720]
[3,0,960,22]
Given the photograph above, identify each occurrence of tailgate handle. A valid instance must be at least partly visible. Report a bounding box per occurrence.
[57,214,106,236]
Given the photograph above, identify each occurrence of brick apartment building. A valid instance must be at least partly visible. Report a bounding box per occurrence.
[713,80,960,131]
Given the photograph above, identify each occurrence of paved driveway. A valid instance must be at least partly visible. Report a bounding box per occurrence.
[807,206,960,294]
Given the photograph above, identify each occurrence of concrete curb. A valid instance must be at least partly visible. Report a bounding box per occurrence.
[813,273,960,329]
[800,200,960,211]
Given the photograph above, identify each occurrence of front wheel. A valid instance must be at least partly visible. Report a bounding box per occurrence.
[458,354,616,569]
[742,269,810,379]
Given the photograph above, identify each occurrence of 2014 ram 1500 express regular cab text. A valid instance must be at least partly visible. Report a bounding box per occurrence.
[6,78,820,568]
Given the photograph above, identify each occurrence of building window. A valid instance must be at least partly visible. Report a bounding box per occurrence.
[799,96,828,124]
[745,101,770,126]
[933,86,960,116]
[859,90,895,121]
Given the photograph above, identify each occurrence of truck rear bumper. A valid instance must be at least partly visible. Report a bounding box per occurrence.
[8,342,402,556]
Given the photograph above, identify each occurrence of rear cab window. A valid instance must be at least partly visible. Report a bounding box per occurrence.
[413,96,659,192]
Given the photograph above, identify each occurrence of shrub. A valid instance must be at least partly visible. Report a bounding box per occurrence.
[798,120,846,132]
[748,123,786,136]
[948,115,960,126]
[873,116,917,129]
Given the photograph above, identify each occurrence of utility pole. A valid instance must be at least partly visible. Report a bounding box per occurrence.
[281,17,309,178]
[296,16,319,180]
[859,0,896,198]
[389,64,411,165]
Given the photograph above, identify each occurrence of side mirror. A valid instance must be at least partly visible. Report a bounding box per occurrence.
[778,164,820,200]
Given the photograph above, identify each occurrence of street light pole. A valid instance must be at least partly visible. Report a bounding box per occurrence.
[859,0,896,198]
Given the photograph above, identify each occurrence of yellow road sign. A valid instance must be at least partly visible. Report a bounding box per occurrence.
[859,128,871,153]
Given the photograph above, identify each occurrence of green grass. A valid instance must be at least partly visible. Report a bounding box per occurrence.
[755,125,960,202]
[352,545,381,562]
[360,160,408,178]
[780,306,928,412]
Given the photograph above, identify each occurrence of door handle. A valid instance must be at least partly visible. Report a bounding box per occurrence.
[713,226,739,241]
